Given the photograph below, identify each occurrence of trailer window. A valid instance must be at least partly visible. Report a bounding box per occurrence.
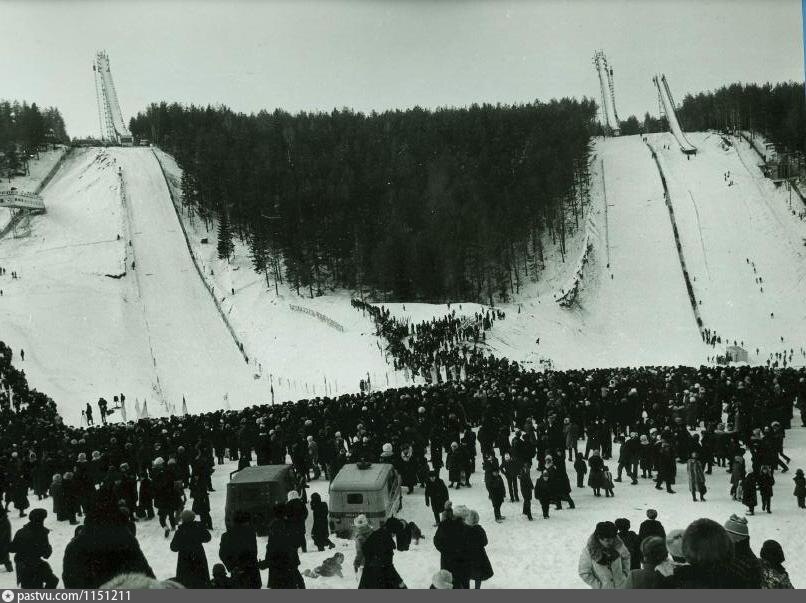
[347,493,363,505]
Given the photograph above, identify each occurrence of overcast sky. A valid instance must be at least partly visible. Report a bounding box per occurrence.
[1,0,803,137]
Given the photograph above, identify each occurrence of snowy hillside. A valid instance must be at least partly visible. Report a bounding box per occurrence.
[448,133,806,372]
[0,148,156,422]
[153,149,419,403]
[4,133,806,424]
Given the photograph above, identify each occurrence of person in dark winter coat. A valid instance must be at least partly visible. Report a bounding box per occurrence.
[49,474,64,521]
[574,452,587,488]
[61,498,153,589]
[484,469,506,522]
[654,443,676,493]
[742,471,758,514]
[264,504,304,589]
[615,518,641,570]
[587,451,607,496]
[424,471,449,526]
[445,442,465,488]
[501,453,520,502]
[0,506,12,572]
[794,468,806,508]
[218,511,261,588]
[395,446,418,494]
[616,433,640,485]
[170,510,211,589]
[210,563,234,589]
[626,536,670,588]
[757,465,775,513]
[137,472,154,519]
[463,510,493,588]
[189,475,212,530]
[309,493,334,551]
[8,508,58,588]
[638,509,665,545]
[357,524,405,589]
[722,514,762,588]
[760,540,794,589]
[434,505,470,589]
[518,464,533,520]
[285,490,308,553]
[661,518,740,588]
[533,472,552,518]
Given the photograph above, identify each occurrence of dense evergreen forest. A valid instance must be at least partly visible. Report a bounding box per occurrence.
[0,100,69,176]
[130,100,597,302]
[675,82,805,155]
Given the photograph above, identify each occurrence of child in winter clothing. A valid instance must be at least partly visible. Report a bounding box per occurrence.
[638,509,666,544]
[794,469,805,508]
[303,552,344,579]
[574,453,587,488]
[603,466,615,497]
[210,563,233,588]
[615,518,641,570]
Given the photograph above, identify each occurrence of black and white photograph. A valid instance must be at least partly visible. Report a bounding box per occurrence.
[0,0,805,590]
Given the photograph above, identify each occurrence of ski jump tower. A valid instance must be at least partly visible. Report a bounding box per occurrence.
[93,51,132,146]
[593,50,620,136]
[652,73,697,155]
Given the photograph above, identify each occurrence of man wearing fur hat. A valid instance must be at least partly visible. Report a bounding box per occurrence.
[578,521,631,588]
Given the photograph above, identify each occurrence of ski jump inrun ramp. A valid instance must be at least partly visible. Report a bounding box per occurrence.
[653,73,697,155]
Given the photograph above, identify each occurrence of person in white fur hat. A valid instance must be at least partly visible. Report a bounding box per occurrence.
[430,569,453,589]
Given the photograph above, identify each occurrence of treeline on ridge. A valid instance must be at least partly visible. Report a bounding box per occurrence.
[679,82,804,154]
[129,100,597,303]
[0,100,70,177]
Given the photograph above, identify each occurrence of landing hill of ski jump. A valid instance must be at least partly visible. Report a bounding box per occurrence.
[1,131,805,421]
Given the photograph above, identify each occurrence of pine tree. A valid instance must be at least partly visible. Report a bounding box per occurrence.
[217,211,234,262]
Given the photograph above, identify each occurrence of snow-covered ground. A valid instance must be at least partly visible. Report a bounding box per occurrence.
[1,425,804,590]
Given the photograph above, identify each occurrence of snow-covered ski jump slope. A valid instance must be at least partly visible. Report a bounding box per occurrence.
[481,132,806,370]
[0,149,156,420]
[112,147,264,414]
[651,131,806,361]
